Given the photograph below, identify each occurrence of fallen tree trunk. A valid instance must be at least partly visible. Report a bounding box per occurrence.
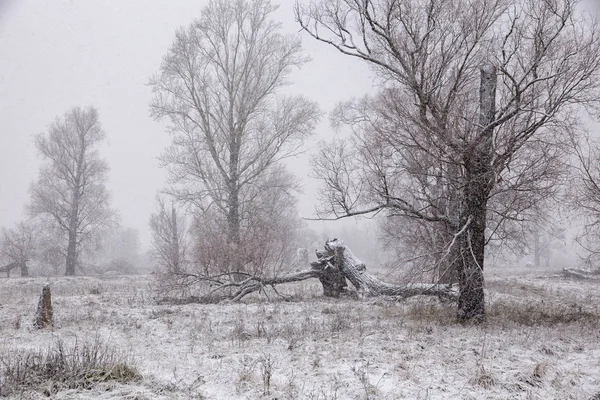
[322,239,458,301]
[562,268,600,280]
[156,239,458,303]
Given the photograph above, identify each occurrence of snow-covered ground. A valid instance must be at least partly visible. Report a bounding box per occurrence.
[1,270,599,399]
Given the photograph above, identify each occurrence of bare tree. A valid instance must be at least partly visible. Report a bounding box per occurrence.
[149,197,188,275]
[149,0,320,278]
[0,221,36,277]
[29,106,114,276]
[297,0,600,321]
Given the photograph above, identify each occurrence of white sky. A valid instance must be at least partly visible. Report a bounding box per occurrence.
[0,0,374,249]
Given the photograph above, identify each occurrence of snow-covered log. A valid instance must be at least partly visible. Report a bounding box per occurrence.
[562,268,600,280]
[321,239,458,301]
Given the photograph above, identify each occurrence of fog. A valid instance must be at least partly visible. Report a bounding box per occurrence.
[0,0,374,250]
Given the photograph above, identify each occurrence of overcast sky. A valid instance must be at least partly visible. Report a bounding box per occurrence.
[0,0,374,249]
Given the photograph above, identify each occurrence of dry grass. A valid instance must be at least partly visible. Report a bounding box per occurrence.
[0,336,140,397]
[0,273,599,399]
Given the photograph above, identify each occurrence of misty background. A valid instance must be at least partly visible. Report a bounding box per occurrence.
[1,0,596,272]
[0,1,376,253]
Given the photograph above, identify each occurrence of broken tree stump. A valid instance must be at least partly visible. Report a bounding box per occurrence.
[322,239,459,301]
[312,248,349,298]
[33,283,53,329]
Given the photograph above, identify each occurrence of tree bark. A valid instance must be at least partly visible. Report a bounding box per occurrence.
[227,181,243,281]
[20,262,28,277]
[171,205,181,274]
[65,229,77,276]
[311,249,349,298]
[456,64,497,322]
[534,229,541,268]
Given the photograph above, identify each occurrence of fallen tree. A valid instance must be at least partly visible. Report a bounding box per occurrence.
[561,268,600,281]
[155,239,458,304]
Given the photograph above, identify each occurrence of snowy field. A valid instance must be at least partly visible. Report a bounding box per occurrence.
[1,269,599,399]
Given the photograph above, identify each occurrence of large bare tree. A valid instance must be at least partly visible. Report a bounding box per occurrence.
[29,107,113,276]
[149,0,320,278]
[297,0,600,321]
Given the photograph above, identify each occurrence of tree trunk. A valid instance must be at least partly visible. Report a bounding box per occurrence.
[66,182,81,276]
[457,189,487,322]
[562,268,600,280]
[171,205,181,274]
[20,262,28,277]
[227,183,243,281]
[65,229,77,276]
[456,64,497,322]
[312,249,348,297]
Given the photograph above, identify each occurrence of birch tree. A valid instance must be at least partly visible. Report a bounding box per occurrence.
[29,107,113,276]
[298,0,600,321]
[149,0,320,278]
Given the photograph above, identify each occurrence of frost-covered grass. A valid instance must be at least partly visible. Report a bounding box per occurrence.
[0,271,599,399]
[0,335,140,397]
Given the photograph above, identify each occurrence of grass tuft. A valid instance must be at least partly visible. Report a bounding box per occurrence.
[0,336,140,396]
[470,366,497,389]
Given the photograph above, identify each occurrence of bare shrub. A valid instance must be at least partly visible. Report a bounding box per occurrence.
[0,336,140,397]
[258,353,274,396]
[351,362,385,400]
[235,356,256,394]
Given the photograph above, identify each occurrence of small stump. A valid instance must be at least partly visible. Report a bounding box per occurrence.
[34,283,53,329]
